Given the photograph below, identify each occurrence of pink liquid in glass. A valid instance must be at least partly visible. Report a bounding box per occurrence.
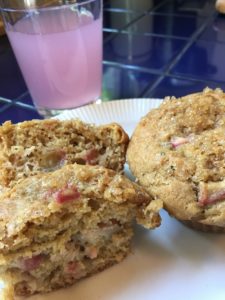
[6,8,102,110]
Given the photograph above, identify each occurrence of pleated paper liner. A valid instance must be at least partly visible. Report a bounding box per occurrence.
[181,220,225,233]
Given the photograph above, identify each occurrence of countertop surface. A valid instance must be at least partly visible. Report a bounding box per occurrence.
[0,0,225,123]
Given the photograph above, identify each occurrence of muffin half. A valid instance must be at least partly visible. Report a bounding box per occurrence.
[0,119,129,193]
[0,164,161,298]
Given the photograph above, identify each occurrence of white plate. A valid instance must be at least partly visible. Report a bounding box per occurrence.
[55,98,163,136]
[8,99,225,300]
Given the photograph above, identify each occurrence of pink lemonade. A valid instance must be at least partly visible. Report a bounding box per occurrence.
[6,7,102,110]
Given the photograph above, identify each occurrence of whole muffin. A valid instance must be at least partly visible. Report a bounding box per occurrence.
[127,88,225,232]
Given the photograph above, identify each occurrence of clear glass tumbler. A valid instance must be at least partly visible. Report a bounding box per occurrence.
[0,0,103,117]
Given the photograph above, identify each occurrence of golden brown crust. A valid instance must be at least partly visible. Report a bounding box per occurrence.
[127,88,225,227]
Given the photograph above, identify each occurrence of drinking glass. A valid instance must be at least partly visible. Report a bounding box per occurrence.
[0,0,103,117]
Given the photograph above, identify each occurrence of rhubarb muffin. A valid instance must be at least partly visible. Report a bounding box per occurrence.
[0,119,129,193]
[0,163,161,298]
[127,87,225,232]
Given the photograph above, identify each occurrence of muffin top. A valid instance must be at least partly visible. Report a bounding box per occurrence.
[127,88,225,226]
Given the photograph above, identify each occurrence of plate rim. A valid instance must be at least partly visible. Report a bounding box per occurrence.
[55,98,163,123]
